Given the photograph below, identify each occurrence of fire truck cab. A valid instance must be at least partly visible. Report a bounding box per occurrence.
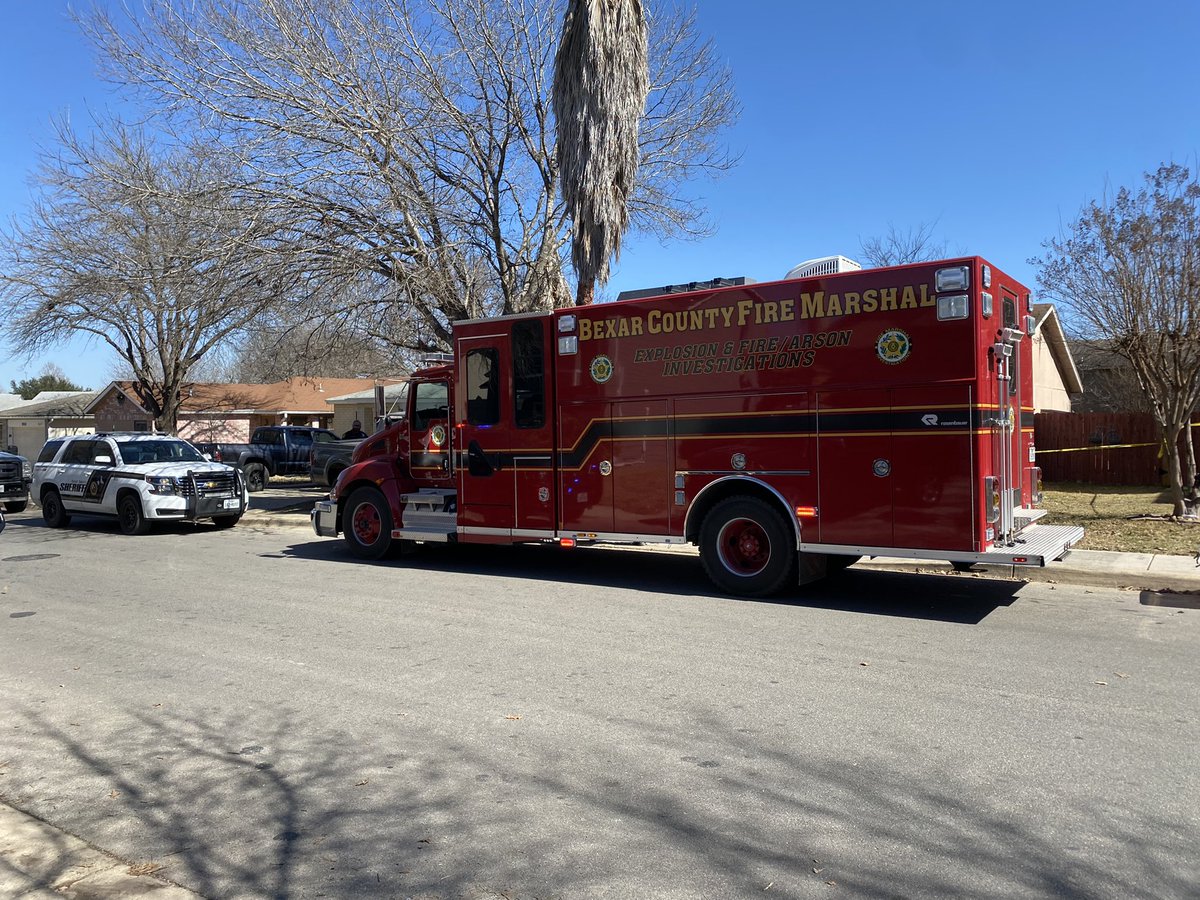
[313,256,1083,596]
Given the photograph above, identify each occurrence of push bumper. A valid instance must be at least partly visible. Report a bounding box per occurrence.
[312,500,338,538]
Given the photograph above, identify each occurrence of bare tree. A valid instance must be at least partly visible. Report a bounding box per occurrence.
[1034,164,1200,516]
[78,0,736,341]
[0,120,309,433]
[553,0,649,306]
[858,221,949,268]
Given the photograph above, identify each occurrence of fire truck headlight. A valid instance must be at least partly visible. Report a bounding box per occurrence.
[558,336,579,355]
[935,265,970,291]
[937,294,969,320]
[558,314,577,333]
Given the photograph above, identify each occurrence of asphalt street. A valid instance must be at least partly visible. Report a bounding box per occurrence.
[0,508,1197,899]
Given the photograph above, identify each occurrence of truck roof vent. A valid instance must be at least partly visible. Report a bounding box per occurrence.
[616,276,754,302]
[784,255,862,280]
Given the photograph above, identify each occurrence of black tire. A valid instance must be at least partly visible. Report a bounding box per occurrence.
[41,490,71,528]
[4,500,28,514]
[342,486,393,560]
[244,463,268,493]
[327,465,345,487]
[699,496,797,597]
[118,494,151,536]
[212,514,242,529]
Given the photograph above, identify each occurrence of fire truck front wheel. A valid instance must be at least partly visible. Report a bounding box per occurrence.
[699,496,797,598]
[343,486,394,560]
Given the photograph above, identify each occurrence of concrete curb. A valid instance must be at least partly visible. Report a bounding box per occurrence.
[0,801,199,898]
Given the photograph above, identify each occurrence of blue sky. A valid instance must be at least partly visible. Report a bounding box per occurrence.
[3,0,1199,390]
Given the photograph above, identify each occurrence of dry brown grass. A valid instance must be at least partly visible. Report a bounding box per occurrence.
[1041,482,1200,555]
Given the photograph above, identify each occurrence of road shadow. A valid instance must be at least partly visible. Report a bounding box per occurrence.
[5,696,1195,899]
[1140,589,1200,609]
[281,539,1020,624]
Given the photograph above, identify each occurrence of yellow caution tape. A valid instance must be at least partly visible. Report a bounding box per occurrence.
[1036,441,1160,454]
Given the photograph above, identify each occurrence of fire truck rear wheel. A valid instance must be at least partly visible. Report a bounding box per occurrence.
[343,486,393,560]
[699,496,796,598]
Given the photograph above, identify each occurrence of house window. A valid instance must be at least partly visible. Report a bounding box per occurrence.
[132,421,149,432]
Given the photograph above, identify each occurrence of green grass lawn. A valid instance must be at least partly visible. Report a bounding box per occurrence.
[1041,482,1200,555]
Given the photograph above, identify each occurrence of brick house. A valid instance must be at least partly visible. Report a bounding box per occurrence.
[87,377,379,442]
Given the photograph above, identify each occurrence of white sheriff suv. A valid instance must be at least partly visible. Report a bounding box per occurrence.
[33,433,249,535]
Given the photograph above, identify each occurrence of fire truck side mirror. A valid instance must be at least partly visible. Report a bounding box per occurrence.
[467,440,494,477]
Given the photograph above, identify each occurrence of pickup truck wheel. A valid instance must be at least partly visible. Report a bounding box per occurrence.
[118,494,152,536]
[212,514,242,528]
[699,496,796,598]
[244,463,268,492]
[343,486,393,560]
[4,500,27,513]
[41,490,70,528]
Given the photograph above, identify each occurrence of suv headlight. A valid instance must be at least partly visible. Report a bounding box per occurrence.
[147,475,180,494]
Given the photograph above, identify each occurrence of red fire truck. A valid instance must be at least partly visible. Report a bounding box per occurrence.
[312,256,1083,596]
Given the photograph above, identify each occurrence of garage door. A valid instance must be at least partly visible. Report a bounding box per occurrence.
[10,424,47,460]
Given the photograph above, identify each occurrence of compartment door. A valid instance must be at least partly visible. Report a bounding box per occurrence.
[558,400,614,535]
[816,390,894,547]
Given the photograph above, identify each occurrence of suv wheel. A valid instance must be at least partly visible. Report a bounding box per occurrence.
[41,490,71,528]
[118,494,152,536]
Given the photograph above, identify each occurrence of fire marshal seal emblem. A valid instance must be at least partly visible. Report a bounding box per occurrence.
[430,424,446,447]
[876,329,911,365]
[589,355,614,384]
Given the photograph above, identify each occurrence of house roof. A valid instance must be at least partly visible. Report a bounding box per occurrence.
[1032,303,1084,395]
[0,391,100,419]
[86,377,378,416]
[326,381,409,403]
[0,393,23,411]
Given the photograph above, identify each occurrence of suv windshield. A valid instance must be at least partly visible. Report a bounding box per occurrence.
[115,439,206,465]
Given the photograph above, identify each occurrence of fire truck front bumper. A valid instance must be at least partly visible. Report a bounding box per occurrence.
[312,500,338,538]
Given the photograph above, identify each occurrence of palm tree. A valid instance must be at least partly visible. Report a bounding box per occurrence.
[552,0,649,306]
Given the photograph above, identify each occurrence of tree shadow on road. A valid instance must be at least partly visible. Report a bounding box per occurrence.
[4,695,1195,899]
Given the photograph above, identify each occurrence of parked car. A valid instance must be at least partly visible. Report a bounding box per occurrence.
[32,433,248,535]
[194,425,339,492]
[0,449,32,513]
[310,437,362,488]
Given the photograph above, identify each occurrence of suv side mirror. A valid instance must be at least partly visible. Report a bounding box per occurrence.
[94,455,113,466]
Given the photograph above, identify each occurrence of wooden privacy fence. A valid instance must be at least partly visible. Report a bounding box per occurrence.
[1034,411,1197,486]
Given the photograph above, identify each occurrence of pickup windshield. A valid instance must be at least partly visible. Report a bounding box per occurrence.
[116,439,206,465]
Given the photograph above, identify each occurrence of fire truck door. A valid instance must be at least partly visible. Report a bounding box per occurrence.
[408,378,451,487]
[456,336,515,534]
[558,400,614,535]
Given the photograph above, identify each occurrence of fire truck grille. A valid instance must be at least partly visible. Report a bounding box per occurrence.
[0,460,19,480]
[178,472,238,497]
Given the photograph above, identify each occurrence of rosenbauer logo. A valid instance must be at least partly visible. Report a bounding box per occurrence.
[589,355,614,384]
[876,329,911,365]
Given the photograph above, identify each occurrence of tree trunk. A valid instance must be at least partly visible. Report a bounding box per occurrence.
[575,279,594,306]
[1163,422,1187,516]
[1186,416,1198,498]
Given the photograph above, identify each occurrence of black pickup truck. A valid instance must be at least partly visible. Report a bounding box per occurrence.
[0,449,32,512]
[195,426,339,491]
